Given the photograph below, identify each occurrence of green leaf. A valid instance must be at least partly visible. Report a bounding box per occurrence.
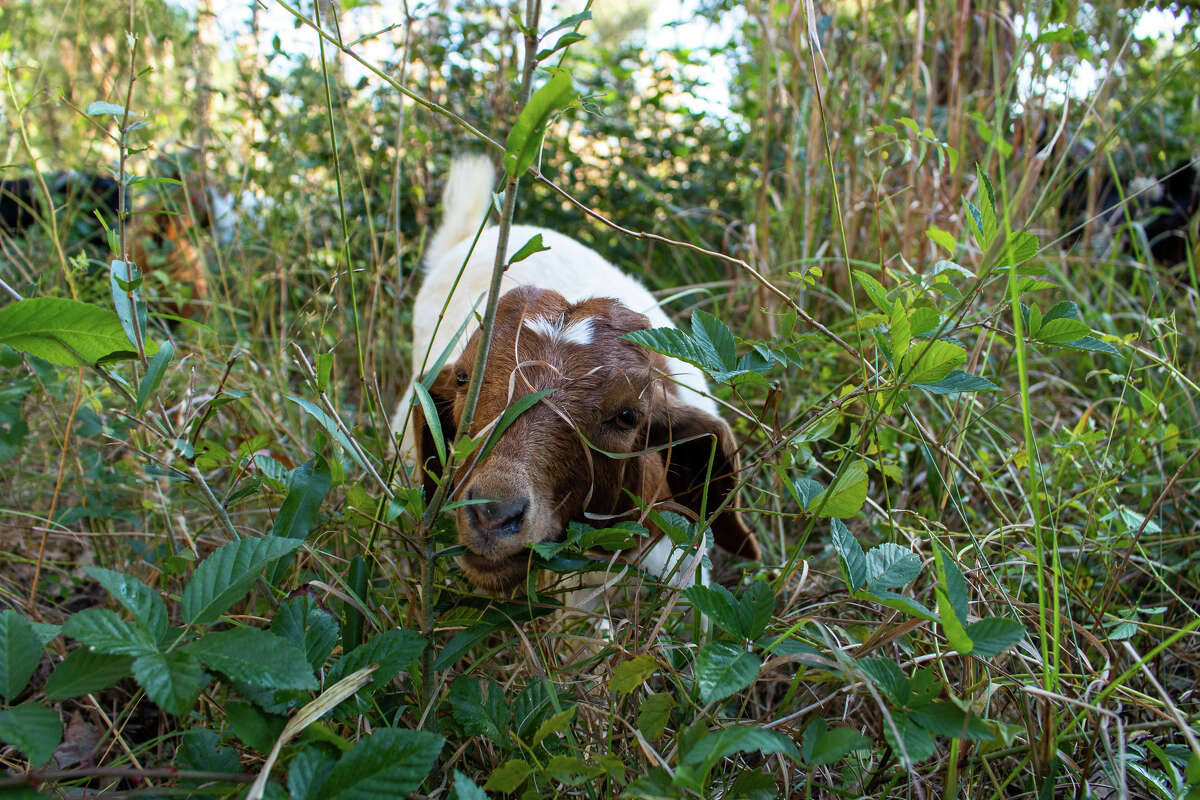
[934,546,969,624]
[484,760,532,793]
[856,658,909,705]
[882,711,936,766]
[890,303,911,360]
[272,455,332,539]
[180,536,305,625]
[508,233,551,265]
[532,705,576,747]
[182,627,317,690]
[1005,231,1039,265]
[453,770,489,800]
[287,396,370,473]
[504,68,576,179]
[271,595,339,670]
[809,461,868,519]
[800,717,871,765]
[964,617,1025,658]
[0,297,152,366]
[865,543,922,591]
[545,754,603,786]
[535,31,585,60]
[44,649,133,700]
[1059,334,1119,355]
[62,608,156,657]
[135,339,174,413]
[86,100,128,116]
[690,310,738,371]
[831,519,867,591]
[899,339,967,385]
[936,586,974,653]
[610,654,659,695]
[0,609,42,702]
[109,260,146,354]
[868,589,937,621]
[1035,318,1091,345]
[624,327,710,371]
[131,650,207,715]
[477,388,557,464]
[412,381,447,466]
[449,677,510,744]
[85,567,169,644]
[675,726,799,792]
[914,369,998,395]
[636,692,674,741]
[694,643,760,704]
[545,10,592,35]
[288,746,336,800]
[925,226,956,254]
[853,271,891,313]
[0,703,62,767]
[327,628,425,690]
[224,701,283,753]
[318,728,444,800]
[684,581,773,641]
[729,770,777,800]
[908,702,994,741]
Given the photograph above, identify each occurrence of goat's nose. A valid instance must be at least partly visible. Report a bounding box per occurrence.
[467,489,528,536]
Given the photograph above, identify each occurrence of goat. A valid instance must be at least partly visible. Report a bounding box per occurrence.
[394,155,759,594]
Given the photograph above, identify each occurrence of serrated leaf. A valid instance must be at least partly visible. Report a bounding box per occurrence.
[504,68,575,178]
[453,770,489,800]
[508,233,550,265]
[853,271,891,313]
[690,310,738,371]
[1006,231,1039,265]
[908,701,995,741]
[44,649,134,699]
[1060,335,1120,355]
[675,726,799,792]
[1042,301,1079,323]
[964,617,1025,658]
[636,692,674,741]
[132,650,207,715]
[1036,318,1091,345]
[85,567,169,644]
[883,711,936,766]
[800,717,871,765]
[0,610,42,702]
[0,703,62,767]
[790,477,823,509]
[272,455,332,540]
[288,746,336,800]
[809,461,868,519]
[0,297,152,366]
[610,654,659,695]
[449,677,510,744]
[326,628,425,690]
[865,543,922,591]
[532,705,575,747]
[694,643,760,704]
[914,369,999,395]
[63,608,156,657]
[624,327,710,371]
[181,536,305,625]
[935,546,969,624]
[135,339,174,413]
[183,628,317,690]
[317,728,443,800]
[485,760,533,793]
[899,339,967,384]
[856,658,909,705]
[869,589,937,621]
[831,519,867,590]
[225,701,283,753]
[271,595,339,670]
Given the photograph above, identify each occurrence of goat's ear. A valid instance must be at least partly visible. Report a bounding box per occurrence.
[649,403,760,560]
[410,367,459,499]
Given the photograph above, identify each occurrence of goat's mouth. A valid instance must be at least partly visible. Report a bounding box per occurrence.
[460,552,531,592]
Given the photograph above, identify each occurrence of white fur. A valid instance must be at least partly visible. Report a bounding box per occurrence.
[393,156,719,587]
[523,314,595,346]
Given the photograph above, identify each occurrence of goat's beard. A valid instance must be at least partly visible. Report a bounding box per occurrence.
[459,551,533,592]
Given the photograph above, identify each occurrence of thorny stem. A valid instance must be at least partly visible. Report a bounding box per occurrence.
[417,0,543,726]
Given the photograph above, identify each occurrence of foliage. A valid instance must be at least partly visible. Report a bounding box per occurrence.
[1,0,1199,797]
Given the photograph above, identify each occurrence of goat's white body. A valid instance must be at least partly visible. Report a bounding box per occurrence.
[395,155,716,588]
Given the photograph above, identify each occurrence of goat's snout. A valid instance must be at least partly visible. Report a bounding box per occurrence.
[466,488,529,537]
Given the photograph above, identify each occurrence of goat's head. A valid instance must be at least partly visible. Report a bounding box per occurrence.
[412,286,759,592]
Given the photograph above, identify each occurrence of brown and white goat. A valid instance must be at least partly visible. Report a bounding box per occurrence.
[395,155,759,593]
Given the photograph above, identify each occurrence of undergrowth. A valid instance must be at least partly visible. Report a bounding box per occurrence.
[1,0,1198,798]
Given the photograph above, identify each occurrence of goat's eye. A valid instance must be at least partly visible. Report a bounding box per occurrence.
[610,408,639,431]
[455,370,469,388]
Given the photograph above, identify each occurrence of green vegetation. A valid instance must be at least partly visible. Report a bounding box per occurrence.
[1,0,1198,797]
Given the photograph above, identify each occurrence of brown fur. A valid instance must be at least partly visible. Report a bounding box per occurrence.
[413,286,758,592]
